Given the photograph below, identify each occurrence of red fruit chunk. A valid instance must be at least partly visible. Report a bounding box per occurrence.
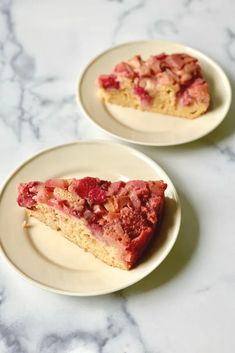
[127,55,142,69]
[114,62,134,78]
[134,86,153,106]
[83,209,96,223]
[45,179,68,190]
[88,187,107,205]
[71,208,83,217]
[57,200,69,209]
[17,181,41,209]
[155,53,167,60]
[146,56,161,74]
[188,78,210,105]
[98,74,120,90]
[120,207,149,239]
[180,54,197,64]
[93,204,106,215]
[178,90,194,106]
[165,54,185,69]
[71,177,108,205]
[189,77,206,88]
[73,177,98,198]
[99,180,111,191]
[107,181,125,196]
[45,186,54,193]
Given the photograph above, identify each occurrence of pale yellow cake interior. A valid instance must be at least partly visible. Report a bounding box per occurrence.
[28,203,128,270]
[98,84,208,119]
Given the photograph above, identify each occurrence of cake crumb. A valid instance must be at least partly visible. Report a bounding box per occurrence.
[22,220,32,229]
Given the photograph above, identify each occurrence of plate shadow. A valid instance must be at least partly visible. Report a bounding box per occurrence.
[124,188,199,295]
[205,78,235,142]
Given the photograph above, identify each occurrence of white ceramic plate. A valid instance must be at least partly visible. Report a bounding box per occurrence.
[0,141,181,296]
[77,40,231,146]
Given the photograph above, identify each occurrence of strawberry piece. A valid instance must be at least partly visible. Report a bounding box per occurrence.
[164,54,185,69]
[88,187,107,205]
[17,182,41,208]
[45,179,68,190]
[98,74,120,90]
[73,177,98,198]
[155,53,167,60]
[107,181,125,196]
[134,86,153,106]
[114,62,134,78]
[127,55,142,69]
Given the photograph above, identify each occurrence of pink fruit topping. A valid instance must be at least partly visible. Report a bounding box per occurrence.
[70,177,110,205]
[114,62,134,78]
[177,77,209,106]
[98,74,120,90]
[17,177,167,260]
[134,86,153,106]
[87,186,107,205]
[98,52,209,108]
[45,179,68,190]
[72,177,98,198]
[17,181,41,208]
[17,177,167,269]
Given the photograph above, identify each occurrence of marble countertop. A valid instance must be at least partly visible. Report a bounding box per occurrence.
[0,0,235,352]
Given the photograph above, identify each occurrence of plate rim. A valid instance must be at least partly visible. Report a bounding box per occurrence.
[77,39,232,146]
[0,140,181,296]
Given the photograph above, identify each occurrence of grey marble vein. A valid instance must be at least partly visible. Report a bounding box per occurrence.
[148,19,178,38]
[38,294,150,353]
[103,295,150,353]
[0,323,26,353]
[108,0,124,3]
[212,143,235,162]
[193,285,212,294]
[194,273,235,295]
[111,0,146,44]
[0,0,37,139]
[225,28,235,61]
[40,331,102,353]
[0,286,5,306]
[183,0,201,8]
[120,297,150,353]
[219,146,235,161]
[177,0,211,23]
[147,0,210,42]
[0,0,79,142]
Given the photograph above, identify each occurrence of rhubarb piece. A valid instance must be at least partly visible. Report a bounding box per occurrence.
[17,177,167,270]
[97,53,210,119]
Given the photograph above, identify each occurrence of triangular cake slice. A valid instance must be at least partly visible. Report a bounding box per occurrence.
[17,177,167,270]
[97,53,210,119]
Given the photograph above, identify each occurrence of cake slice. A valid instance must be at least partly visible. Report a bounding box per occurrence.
[97,53,210,119]
[17,177,167,270]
